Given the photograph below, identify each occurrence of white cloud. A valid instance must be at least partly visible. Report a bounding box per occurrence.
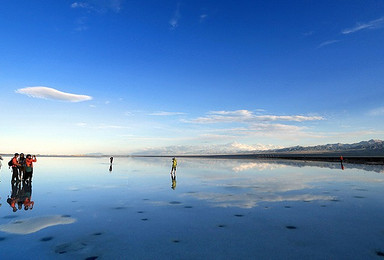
[71,0,122,13]
[76,122,87,127]
[189,110,323,123]
[134,142,283,155]
[342,16,384,34]
[16,87,92,102]
[149,111,186,116]
[71,2,88,9]
[169,3,181,29]
[96,124,130,129]
[199,14,208,23]
[255,115,323,122]
[317,40,340,48]
[76,122,131,129]
[368,106,384,116]
[232,162,285,172]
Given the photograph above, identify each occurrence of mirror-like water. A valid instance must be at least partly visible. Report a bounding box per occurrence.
[0,157,383,259]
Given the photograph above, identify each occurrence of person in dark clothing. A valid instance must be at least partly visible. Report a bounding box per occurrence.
[18,153,26,181]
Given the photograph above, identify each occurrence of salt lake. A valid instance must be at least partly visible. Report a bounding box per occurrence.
[0,157,383,259]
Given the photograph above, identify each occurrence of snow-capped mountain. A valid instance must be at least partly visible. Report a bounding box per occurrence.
[268,139,384,155]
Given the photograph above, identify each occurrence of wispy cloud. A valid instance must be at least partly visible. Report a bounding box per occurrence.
[71,0,123,13]
[169,3,181,29]
[16,87,92,102]
[76,122,130,129]
[303,31,314,36]
[342,16,384,34]
[149,111,186,116]
[368,106,384,116]
[71,2,89,9]
[74,16,88,31]
[199,14,208,23]
[317,40,340,48]
[189,110,323,124]
[134,142,283,155]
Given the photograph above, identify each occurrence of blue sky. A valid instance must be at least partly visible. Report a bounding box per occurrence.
[1,0,384,155]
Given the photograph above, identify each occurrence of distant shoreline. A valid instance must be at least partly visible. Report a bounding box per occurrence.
[2,153,384,165]
[134,154,384,165]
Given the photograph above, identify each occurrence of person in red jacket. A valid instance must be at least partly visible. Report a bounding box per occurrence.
[25,154,37,181]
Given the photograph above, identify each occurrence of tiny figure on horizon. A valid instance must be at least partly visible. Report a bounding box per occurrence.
[109,164,113,172]
[0,155,3,169]
[170,157,177,179]
[340,156,344,170]
[10,153,21,182]
[110,156,114,164]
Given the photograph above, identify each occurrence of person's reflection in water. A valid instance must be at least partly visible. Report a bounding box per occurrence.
[340,156,345,170]
[7,176,34,212]
[22,180,34,210]
[7,181,21,212]
[109,156,113,172]
[171,176,177,190]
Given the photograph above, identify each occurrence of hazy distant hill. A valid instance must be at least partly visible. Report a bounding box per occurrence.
[265,139,384,156]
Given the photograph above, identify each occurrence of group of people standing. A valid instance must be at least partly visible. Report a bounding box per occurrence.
[10,153,37,183]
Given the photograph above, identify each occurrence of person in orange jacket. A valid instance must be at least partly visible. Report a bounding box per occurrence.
[24,154,37,181]
[11,153,21,182]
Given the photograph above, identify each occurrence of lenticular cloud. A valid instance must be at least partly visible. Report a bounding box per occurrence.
[16,86,92,102]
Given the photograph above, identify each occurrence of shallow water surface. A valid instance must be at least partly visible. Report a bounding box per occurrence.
[0,157,384,259]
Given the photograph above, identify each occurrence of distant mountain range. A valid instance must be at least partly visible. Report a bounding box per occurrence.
[264,139,384,156]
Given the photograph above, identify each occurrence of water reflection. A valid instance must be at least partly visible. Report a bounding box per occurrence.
[171,176,177,190]
[0,215,76,235]
[7,178,34,212]
[130,156,384,174]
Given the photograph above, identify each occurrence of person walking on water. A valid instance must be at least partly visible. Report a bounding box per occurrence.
[170,157,177,179]
[10,153,20,182]
[24,154,37,182]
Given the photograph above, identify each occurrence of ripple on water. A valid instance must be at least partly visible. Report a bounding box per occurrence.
[169,201,181,205]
